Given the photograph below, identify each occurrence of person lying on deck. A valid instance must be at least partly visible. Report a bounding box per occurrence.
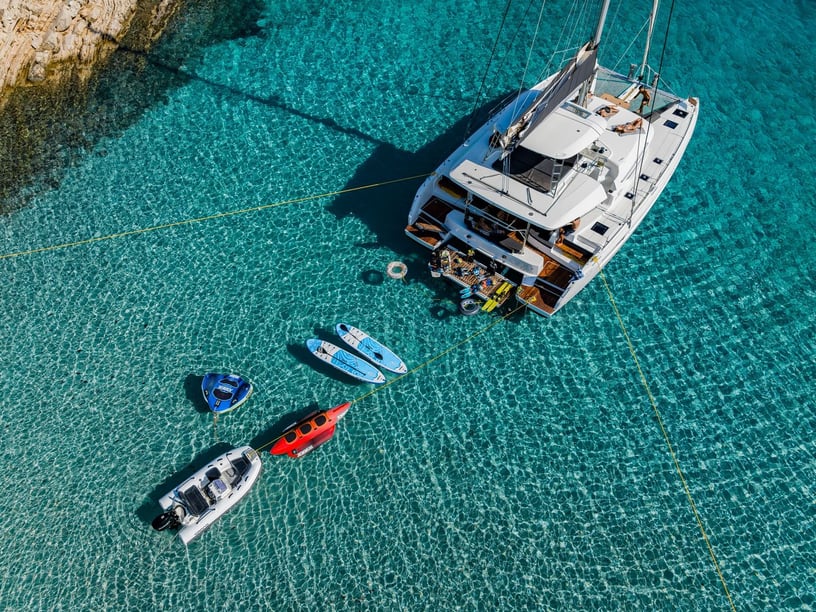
[596,105,619,118]
[613,117,643,133]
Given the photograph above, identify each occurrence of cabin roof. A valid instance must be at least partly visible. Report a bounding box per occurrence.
[449,160,606,230]
[521,102,606,159]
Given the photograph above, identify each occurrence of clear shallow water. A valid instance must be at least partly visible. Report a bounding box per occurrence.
[1,0,815,609]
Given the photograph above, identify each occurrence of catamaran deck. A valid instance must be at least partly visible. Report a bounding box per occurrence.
[431,239,515,309]
[405,53,697,318]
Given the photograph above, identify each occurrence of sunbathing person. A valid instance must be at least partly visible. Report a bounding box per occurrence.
[596,105,619,118]
[557,218,581,243]
[613,117,643,133]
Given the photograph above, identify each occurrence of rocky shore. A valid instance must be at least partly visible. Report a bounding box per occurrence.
[0,0,265,210]
[0,0,184,210]
[0,0,179,110]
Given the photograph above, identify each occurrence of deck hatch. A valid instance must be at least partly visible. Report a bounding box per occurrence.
[591,222,609,235]
[654,157,663,164]
[663,119,679,129]
[624,192,634,200]
[673,108,689,118]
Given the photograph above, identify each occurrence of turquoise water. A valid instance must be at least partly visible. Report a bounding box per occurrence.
[1,0,815,609]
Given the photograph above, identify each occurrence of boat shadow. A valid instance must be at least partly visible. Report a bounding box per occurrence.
[286,325,379,385]
[359,268,386,286]
[134,441,235,526]
[247,403,321,452]
[183,373,210,414]
[326,134,455,264]
[324,95,531,324]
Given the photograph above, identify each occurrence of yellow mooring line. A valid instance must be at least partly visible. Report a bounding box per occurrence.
[0,173,429,261]
[252,303,527,454]
[599,268,736,611]
[352,302,527,405]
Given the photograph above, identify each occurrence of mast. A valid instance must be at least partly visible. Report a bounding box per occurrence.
[578,0,611,106]
[497,0,610,152]
[638,0,660,79]
[592,0,611,47]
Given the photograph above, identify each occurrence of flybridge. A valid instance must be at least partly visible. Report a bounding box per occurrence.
[494,42,599,154]
[520,102,606,159]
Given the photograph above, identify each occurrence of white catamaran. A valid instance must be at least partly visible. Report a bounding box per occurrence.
[405,0,698,316]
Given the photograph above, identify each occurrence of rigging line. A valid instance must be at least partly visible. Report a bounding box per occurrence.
[535,0,572,82]
[655,0,678,92]
[598,269,737,612]
[601,0,624,58]
[564,0,589,51]
[507,0,547,123]
[465,0,515,136]
[253,302,528,455]
[0,173,429,261]
[518,0,548,96]
[608,18,649,74]
[534,0,595,87]
[500,0,538,75]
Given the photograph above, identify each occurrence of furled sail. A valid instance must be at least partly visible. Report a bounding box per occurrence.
[497,42,598,153]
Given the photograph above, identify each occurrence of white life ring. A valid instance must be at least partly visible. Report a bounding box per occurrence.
[386,261,408,279]
[458,298,480,316]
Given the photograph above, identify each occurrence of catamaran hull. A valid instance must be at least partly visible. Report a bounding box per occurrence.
[154,446,262,545]
[406,65,699,317]
[542,103,700,309]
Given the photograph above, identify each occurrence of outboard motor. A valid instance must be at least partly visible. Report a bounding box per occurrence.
[151,506,183,532]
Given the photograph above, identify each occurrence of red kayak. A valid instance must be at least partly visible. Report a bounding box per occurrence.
[270,401,352,458]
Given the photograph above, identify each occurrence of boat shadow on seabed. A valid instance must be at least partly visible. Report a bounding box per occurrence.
[134,442,234,526]
[326,95,530,321]
[183,373,210,414]
[246,403,321,452]
[284,322,368,384]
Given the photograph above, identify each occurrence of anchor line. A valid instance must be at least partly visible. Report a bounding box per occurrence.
[0,173,429,261]
[254,301,527,454]
[599,268,736,611]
